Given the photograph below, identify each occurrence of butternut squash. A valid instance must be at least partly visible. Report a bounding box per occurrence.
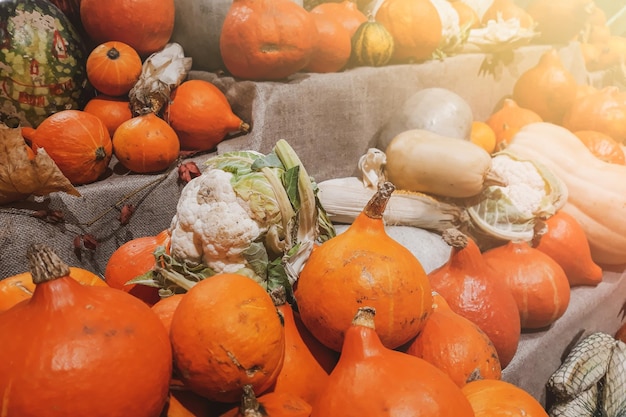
[506,122,626,265]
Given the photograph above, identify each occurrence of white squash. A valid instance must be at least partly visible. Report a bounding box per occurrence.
[506,122,626,265]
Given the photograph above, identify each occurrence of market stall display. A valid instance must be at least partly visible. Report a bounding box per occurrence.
[1,0,626,415]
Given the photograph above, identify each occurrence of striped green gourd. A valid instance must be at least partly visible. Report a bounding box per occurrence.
[350,15,395,67]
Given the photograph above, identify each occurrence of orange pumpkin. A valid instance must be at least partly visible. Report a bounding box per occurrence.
[0,266,108,313]
[169,273,285,403]
[562,86,626,144]
[534,210,603,287]
[86,41,142,97]
[151,293,184,333]
[574,130,625,164]
[80,0,175,56]
[486,98,543,151]
[481,0,534,28]
[164,80,249,152]
[112,113,180,173]
[304,11,353,73]
[0,244,172,417]
[483,240,571,330]
[104,229,171,306]
[83,95,133,137]
[428,229,521,369]
[462,379,549,417]
[512,49,578,124]
[295,182,433,352]
[164,389,213,417]
[219,0,319,80]
[22,109,113,185]
[403,292,502,387]
[526,0,595,45]
[375,0,442,63]
[309,0,367,37]
[311,307,475,416]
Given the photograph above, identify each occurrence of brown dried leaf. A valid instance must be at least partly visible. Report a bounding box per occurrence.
[0,124,80,205]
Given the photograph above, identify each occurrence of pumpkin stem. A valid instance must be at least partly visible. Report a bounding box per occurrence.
[94,146,107,161]
[240,121,251,133]
[363,181,395,219]
[106,47,121,61]
[27,243,70,285]
[442,228,469,249]
[269,285,287,307]
[240,385,264,417]
[351,306,376,329]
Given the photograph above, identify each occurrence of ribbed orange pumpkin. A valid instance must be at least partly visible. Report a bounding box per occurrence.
[375,0,442,63]
[295,182,433,352]
[86,41,142,97]
[23,109,112,185]
[512,49,578,124]
[80,0,175,56]
[164,80,249,152]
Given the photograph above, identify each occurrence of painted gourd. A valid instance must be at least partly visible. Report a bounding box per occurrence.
[0,0,90,128]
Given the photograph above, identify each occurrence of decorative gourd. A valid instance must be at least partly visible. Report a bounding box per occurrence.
[349,16,395,67]
[506,122,626,265]
[311,307,476,416]
[22,109,112,185]
[169,273,285,403]
[481,0,534,28]
[482,240,571,330]
[310,0,367,36]
[219,385,312,417]
[0,266,107,313]
[270,287,329,406]
[0,0,90,128]
[511,49,579,124]
[574,130,625,164]
[104,229,171,306]
[462,379,549,417]
[86,41,143,97]
[383,129,502,198]
[375,0,443,63]
[428,229,521,369]
[83,95,133,137]
[403,291,502,387]
[164,79,249,152]
[295,181,433,352]
[304,12,353,73]
[486,98,543,151]
[534,210,603,287]
[0,244,172,417]
[377,87,475,146]
[112,113,180,173]
[80,0,175,57]
[525,0,594,44]
[219,0,318,80]
[561,86,626,144]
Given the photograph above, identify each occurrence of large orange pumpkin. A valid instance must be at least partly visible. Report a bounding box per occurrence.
[22,109,113,185]
[80,0,175,56]
[375,0,442,63]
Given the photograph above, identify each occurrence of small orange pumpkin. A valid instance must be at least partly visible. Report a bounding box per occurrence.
[219,386,312,417]
[462,379,549,417]
[151,293,185,333]
[309,0,367,37]
[0,266,108,313]
[574,130,625,164]
[403,292,502,387]
[86,41,143,97]
[169,273,285,403]
[486,98,543,151]
[481,0,534,28]
[83,95,133,137]
[22,109,113,185]
[112,113,180,173]
[164,80,249,152]
[304,11,353,73]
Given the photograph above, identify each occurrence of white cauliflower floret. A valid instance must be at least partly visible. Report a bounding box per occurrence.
[491,155,546,217]
[169,169,262,274]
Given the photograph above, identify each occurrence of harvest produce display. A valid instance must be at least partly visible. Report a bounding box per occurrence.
[1,0,626,416]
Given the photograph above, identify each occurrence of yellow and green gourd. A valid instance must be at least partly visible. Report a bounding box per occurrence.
[350,16,395,67]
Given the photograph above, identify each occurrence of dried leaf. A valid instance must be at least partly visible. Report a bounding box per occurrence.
[0,124,80,205]
[178,161,202,184]
[82,234,99,251]
[119,204,135,225]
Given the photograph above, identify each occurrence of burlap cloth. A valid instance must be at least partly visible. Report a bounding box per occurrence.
[1,41,622,406]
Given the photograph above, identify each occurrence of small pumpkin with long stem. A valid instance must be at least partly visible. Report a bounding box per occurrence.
[311,306,475,416]
[428,229,521,369]
[295,181,433,352]
[0,244,172,417]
